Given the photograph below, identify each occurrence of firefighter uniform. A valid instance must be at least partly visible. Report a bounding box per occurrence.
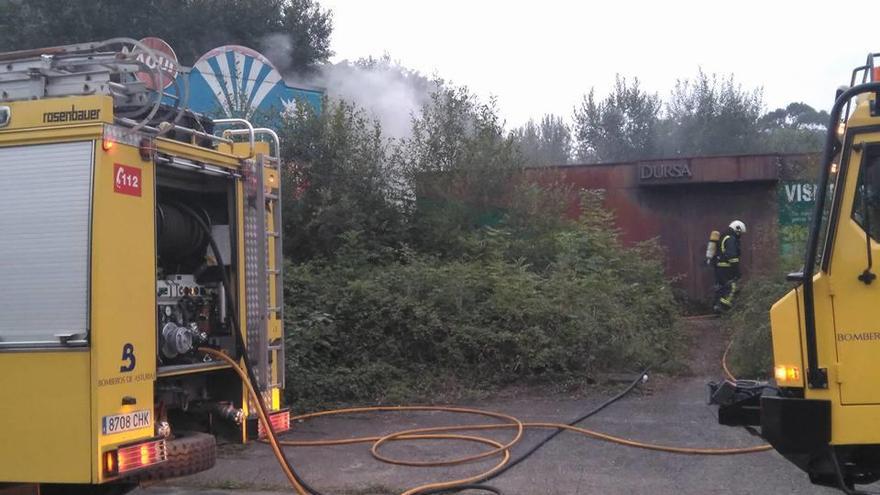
[714,227,742,312]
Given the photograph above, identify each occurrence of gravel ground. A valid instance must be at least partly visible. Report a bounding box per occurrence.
[138,318,850,495]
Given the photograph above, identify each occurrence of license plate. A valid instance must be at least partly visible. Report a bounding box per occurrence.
[102,410,151,435]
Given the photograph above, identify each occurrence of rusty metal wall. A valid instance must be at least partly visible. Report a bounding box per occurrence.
[639,182,779,303]
[530,154,811,304]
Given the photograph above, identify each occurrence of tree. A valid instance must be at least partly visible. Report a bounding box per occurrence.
[278,0,334,73]
[401,86,520,178]
[277,77,528,262]
[0,0,332,73]
[757,102,828,153]
[279,99,404,262]
[572,76,661,163]
[660,70,763,156]
[511,114,572,166]
[396,85,522,255]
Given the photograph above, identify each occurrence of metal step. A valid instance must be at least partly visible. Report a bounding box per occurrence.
[262,155,280,170]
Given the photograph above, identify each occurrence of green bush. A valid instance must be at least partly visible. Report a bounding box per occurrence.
[284,194,683,410]
[279,99,406,263]
[725,235,804,379]
[725,275,793,379]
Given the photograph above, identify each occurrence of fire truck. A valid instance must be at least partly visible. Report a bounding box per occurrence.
[713,54,880,494]
[0,39,288,493]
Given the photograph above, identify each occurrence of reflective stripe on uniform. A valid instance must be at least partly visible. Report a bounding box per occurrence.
[719,235,739,265]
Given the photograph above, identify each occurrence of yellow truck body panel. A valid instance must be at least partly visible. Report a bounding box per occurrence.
[0,94,284,484]
[0,352,92,482]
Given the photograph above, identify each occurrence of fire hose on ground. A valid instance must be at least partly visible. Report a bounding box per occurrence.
[201,345,771,495]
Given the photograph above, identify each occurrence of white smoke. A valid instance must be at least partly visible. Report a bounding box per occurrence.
[300,57,438,140]
[260,32,437,139]
[260,33,295,74]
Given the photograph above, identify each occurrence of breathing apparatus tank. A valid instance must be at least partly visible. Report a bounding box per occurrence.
[706,230,721,266]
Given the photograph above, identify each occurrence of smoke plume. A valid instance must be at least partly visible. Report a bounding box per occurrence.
[308,57,438,139]
[260,33,437,139]
[260,33,295,74]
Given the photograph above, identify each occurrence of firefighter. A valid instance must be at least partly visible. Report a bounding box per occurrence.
[713,220,746,313]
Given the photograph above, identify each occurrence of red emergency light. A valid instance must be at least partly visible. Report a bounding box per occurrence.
[103,438,167,477]
[258,409,291,439]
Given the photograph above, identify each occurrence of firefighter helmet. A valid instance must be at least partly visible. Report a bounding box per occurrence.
[730,220,747,235]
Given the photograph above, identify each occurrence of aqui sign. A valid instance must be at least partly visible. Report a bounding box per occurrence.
[132,37,178,91]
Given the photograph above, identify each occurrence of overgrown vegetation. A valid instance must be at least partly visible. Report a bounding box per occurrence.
[279,85,683,409]
[725,232,808,378]
[724,276,792,378]
[284,193,682,409]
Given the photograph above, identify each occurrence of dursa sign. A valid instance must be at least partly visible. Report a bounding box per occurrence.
[132,37,178,91]
[638,161,693,182]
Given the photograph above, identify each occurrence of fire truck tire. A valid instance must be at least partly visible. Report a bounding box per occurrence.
[140,431,217,480]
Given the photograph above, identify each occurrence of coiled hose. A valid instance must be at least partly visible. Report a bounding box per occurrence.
[216,355,771,495]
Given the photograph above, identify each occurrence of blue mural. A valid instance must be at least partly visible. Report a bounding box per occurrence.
[171,45,322,124]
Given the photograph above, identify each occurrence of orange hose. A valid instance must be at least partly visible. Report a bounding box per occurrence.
[291,406,523,467]
[199,348,309,495]
[282,420,770,455]
[722,339,737,382]
[279,409,772,494]
[527,423,772,455]
[289,406,523,495]
[213,345,771,495]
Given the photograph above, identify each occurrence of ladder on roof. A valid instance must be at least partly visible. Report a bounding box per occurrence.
[0,38,198,139]
[0,39,268,160]
[0,39,169,106]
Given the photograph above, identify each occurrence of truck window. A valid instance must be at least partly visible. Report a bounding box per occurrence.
[0,141,93,348]
[853,144,880,241]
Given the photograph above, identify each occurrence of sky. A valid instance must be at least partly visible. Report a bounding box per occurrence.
[318,0,877,129]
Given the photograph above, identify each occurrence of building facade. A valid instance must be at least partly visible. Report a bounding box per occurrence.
[530,153,820,304]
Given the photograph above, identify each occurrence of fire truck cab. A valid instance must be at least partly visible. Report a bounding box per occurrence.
[712,54,880,494]
[0,39,287,492]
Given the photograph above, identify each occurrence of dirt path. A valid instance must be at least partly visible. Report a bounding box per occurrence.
[138,317,840,495]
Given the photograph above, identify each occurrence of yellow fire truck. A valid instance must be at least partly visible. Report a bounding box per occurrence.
[713,54,880,494]
[0,39,288,493]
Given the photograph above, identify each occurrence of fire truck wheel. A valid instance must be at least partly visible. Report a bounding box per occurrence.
[140,431,217,480]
